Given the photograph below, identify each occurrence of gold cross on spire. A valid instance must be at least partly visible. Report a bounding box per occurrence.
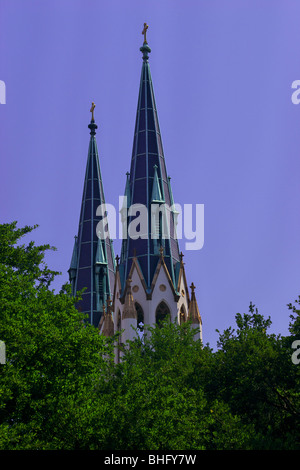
[90,101,96,121]
[142,23,149,44]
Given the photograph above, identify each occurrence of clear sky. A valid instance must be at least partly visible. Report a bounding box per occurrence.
[1,0,300,349]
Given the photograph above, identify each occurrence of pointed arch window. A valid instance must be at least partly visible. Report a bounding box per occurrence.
[156,301,170,326]
[135,302,144,332]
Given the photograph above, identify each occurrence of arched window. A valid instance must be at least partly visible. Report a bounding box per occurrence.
[179,305,187,325]
[135,302,144,332]
[156,301,171,326]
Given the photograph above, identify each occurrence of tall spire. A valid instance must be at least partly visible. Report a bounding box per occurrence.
[119,23,181,293]
[68,103,115,327]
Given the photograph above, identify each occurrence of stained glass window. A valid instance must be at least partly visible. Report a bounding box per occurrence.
[156,301,170,326]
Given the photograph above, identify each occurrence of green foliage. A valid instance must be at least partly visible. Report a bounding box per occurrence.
[288,295,300,336]
[209,303,300,449]
[0,222,114,449]
[0,222,299,450]
[105,322,256,450]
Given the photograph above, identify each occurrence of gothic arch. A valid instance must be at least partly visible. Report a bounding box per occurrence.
[135,302,144,331]
[155,300,171,326]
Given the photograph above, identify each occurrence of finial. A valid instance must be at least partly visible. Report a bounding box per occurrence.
[159,245,164,258]
[107,297,112,313]
[90,101,96,121]
[179,251,184,263]
[122,277,137,320]
[140,22,151,62]
[190,282,196,294]
[115,254,120,266]
[142,23,149,44]
[88,101,98,135]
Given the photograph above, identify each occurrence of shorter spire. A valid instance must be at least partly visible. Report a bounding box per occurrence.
[122,278,137,320]
[188,283,202,324]
[88,101,98,135]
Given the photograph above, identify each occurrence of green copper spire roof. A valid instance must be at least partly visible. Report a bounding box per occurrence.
[119,25,181,293]
[69,104,115,327]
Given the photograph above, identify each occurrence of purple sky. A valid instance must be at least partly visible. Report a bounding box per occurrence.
[1,0,300,349]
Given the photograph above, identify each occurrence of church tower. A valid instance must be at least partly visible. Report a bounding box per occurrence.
[68,103,116,327]
[69,25,202,351]
[111,24,202,352]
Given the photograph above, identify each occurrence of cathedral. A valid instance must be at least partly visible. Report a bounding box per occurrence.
[68,24,202,360]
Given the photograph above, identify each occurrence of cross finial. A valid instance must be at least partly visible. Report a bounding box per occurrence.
[140,23,151,61]
[179,251,184,263]
[190,282,196,294]
[142,23,149,44]
[90,101,96,121]
[115,254,120,266]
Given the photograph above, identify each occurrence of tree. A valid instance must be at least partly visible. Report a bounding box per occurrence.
[102,321,256,450]
[0,222,115,449]
[203,302,300,449]
[0,222,299,450]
